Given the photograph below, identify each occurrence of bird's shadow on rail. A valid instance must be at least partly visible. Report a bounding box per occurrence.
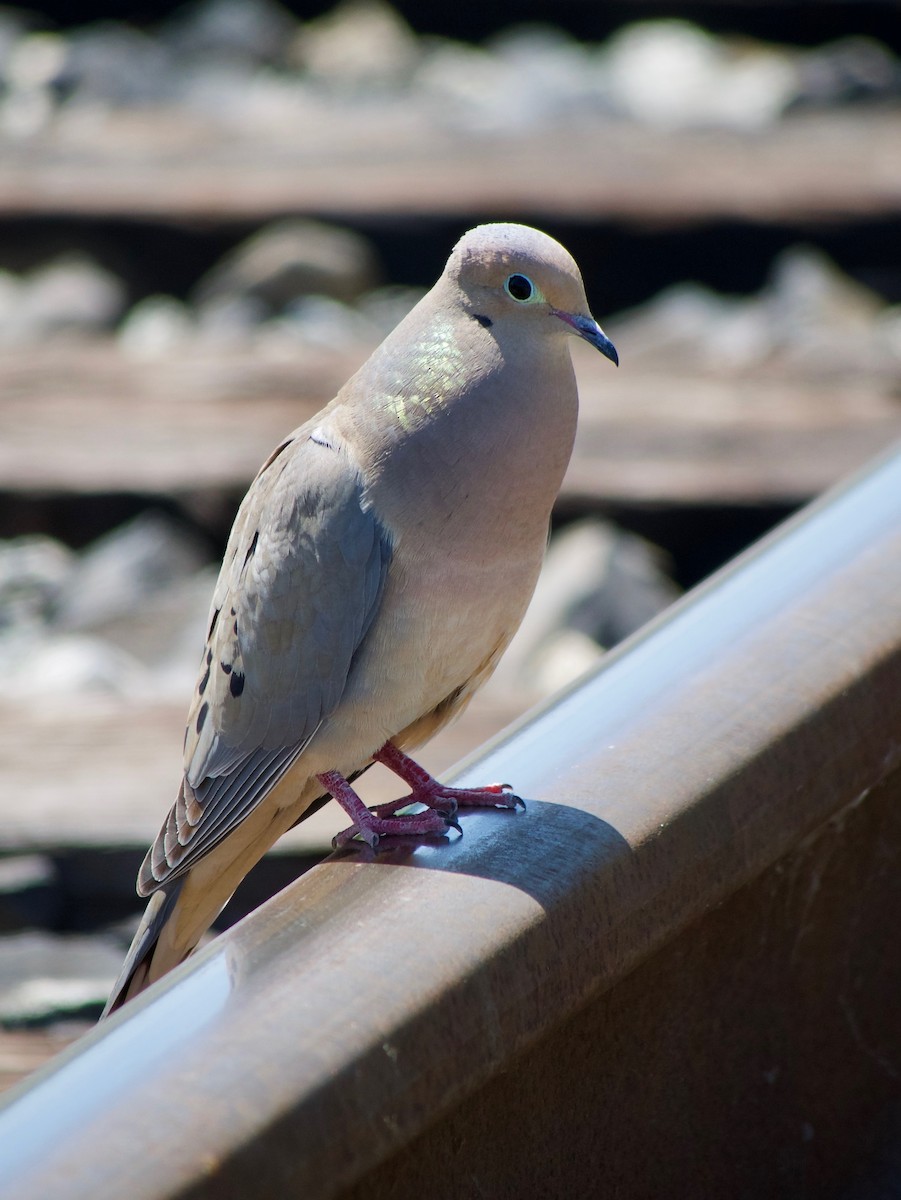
[328,799,632,914]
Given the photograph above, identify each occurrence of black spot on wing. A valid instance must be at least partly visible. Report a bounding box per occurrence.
[220,661,232,675]
[243,530,259,570]
[196,702,209,733]
[208,607,220,640]
[230,671,245,698]
[198,665,210,696]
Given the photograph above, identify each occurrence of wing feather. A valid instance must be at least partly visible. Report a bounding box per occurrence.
[138,428,392,894]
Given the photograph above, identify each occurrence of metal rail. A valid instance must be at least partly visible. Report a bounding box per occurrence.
[3,445,901,1199]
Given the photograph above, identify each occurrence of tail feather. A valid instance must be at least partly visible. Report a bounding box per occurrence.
[101,880,186,1018]
[102,772,321,1017]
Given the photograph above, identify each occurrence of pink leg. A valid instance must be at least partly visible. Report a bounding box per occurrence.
[318,769,461,850]
[320,743,524,849]
[373,742,524,814]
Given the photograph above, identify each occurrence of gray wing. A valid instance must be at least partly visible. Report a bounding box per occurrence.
[139,428,392,894]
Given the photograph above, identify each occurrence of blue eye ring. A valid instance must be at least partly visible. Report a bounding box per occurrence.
[504,274,535,302]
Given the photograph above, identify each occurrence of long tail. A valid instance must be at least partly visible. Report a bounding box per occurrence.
[101,880,188,1017]
[100,780,316,1017]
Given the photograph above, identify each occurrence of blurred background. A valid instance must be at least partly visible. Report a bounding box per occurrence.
[1,0,900,1081]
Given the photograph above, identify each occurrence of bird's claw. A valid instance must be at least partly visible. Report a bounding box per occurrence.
[332,825,379,850]
[332,806,460,850]
[448,782,525,811]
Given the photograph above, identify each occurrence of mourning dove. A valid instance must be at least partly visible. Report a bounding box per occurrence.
[103,223,618,1015]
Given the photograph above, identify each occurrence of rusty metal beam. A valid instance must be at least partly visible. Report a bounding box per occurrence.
[3,445,901,1199]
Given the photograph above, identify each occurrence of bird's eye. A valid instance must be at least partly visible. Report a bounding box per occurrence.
[504,274,535,302]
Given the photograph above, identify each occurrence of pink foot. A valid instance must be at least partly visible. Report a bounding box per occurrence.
[319,742,524,849]
[374,742,525,814]
[319,768,461,850]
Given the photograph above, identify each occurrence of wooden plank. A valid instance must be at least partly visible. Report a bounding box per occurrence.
[2,340,900,505]
[0,341,358,495]
[1,110,899,224]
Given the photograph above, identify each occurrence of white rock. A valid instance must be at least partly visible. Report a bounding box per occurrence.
[355,285,425,339]
[0,535,76,631]
[119,294,196,357]
[294,0,419,89]
[56,512,208,631]
[193,219,379,314]
[163,0,299,65]
[0,253,126,343]
[607,282,769,369]
[490,24,605,117]
[60,22,175,107]
[5,31,67,90]
[598,20,798,131]
[0,932,125,1022]
[796,36,900,107]
[608,245,892,372]
[276,294,374,350]
[195,292,268,342]
[489,520,679,702]
[415,40,532,132]
[90,566,219,698]
[763,244,884,334]
[524,628,605,697]
[3,634,144,697]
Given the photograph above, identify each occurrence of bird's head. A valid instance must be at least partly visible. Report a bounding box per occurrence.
[446,223,618,367]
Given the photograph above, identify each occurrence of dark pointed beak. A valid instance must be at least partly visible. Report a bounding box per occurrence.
[553,310,619,366]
